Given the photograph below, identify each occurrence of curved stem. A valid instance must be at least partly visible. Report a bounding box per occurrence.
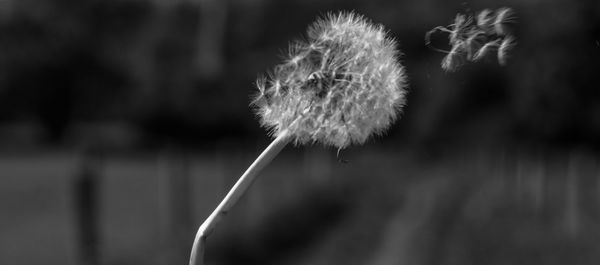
[189,130,291,265]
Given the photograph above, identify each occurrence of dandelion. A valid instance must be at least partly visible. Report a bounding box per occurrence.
[253,11,407,149]
[493,7,515,36]
[426,7,517,71]
[464,30,486,60]
[449,14,471,44]
[498,35,516,65]
[189,11,407,265]
[425,14,471,48]
[476,8,494,33]
[442,41,467,71]
[472,39,500,62]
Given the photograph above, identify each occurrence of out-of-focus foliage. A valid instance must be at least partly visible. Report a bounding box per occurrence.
[0,0,598,149]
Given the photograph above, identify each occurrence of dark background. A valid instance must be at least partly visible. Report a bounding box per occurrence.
[1,0,600,264]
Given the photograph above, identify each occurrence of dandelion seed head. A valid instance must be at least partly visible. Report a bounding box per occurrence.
[252,11,407,149]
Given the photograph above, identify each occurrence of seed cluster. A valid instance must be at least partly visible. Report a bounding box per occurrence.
[426,7,516,71]
[252,12,407,149]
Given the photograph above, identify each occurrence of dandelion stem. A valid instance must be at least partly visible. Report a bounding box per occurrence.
[189,130,291,265]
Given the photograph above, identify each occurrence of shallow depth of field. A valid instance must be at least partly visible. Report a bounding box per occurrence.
[1,0,600,265]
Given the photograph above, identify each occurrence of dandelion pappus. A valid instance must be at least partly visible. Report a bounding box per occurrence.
[493,7,515,36]
[497,35,516,65]
[304,71,340,99]
[426,7,516,71]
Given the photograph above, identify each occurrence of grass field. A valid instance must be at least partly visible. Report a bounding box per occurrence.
[1,145,599,265]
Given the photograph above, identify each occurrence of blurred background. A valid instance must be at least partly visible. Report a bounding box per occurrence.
[1,0,600,264]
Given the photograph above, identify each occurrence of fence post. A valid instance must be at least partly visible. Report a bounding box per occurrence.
[74,149,103,265]
[158,146,192,265]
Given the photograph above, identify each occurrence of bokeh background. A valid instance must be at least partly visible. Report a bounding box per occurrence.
[1,0,600,264]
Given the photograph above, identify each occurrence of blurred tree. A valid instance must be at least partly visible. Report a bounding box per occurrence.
[0,0,598,149]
